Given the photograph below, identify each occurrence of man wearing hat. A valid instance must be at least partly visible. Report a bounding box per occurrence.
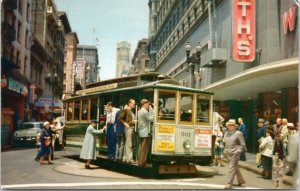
[137,99,154,167]
[80,120,106,169]
[224,119,246,189]
[256,118,266,168]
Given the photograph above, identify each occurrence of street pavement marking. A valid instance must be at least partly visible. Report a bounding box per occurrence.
[2,182,260,189]
[176,178,206,182]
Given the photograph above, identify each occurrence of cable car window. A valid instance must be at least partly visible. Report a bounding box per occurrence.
[67,102,73,121]
[74,100,80,120]
[157,91,176,122]
[90,98,98,120]
[180,93,193,123]
[196,95,210,123]
[81,100,88,121]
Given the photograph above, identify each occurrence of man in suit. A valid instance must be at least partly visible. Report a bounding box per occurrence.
[224,119,246,189]
[118,99,136,163]
[238,117,247,161]
[137,99,154,167]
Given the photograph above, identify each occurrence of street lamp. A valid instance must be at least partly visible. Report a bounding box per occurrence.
[185,42,203,88]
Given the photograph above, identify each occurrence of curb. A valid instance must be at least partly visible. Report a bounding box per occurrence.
[222,159,293,186]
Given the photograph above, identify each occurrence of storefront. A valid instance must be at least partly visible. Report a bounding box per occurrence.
[1,71,29,148]
[33,96,64,120]
[204,58,298,153]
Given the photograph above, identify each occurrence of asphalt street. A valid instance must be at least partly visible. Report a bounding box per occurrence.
[1,146,293,190]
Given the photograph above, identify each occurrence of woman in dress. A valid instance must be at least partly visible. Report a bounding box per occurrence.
[214,125,224,167]
[80,120,106,169]
[223,119,246,189]
[259,128,275,179]
[272,152,283,187]
[38,121,53,165]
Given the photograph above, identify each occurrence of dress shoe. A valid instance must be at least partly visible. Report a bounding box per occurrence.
[285,171,293,176]
[224,184,232,189]
[257,164,263,168]
[237,181,246,186]
[48,161,54,165]
[85,165,91,169]
[263,176,271,179]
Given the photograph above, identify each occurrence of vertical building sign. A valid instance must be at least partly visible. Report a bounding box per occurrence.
[232,0,255,62]
[282,4,297,34]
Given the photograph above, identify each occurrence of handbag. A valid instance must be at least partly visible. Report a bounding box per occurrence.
[256,153,261,164]
[44,138,50,147]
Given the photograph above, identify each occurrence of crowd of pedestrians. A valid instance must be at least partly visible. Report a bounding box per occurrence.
[213,114,299,189]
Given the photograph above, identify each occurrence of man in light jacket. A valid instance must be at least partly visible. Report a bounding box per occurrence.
[137,99,154,167]
[80,120,106,169]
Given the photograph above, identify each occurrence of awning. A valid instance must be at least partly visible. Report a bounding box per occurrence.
[202,58,298,101]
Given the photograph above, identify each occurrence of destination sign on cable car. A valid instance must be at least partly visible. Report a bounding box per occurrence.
[194,129,212,148]
[156,125,175,152]
[76,83,118,95]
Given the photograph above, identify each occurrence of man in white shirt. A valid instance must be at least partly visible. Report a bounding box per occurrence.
[105,102,120,160]
[212,111,224,165]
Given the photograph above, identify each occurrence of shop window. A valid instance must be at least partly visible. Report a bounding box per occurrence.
[157,91,176,122]
[196,94,210,123]
[81,100,88,121]
[67,102,73,121]
[74,100,80,120]
[179,93,194,123]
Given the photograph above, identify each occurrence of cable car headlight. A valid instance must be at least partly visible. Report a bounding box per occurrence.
[183,140,191,149]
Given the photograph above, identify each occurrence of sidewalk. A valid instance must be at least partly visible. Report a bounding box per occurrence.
[222,152,295,186]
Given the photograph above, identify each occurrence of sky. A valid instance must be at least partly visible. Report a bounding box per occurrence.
[54,0,149,80]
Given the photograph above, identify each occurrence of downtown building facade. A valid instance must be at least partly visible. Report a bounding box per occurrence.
[148,0,298,153]
[1,0,75,148]
[30,0,69,120]
[75,45,100,89]
[1,0,32,148]
[116,41,131,77]
[129,38,151,75]
[63,32,79,99]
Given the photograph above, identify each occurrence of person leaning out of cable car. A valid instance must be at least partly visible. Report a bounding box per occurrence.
[223,119,246,189]
[137,99,154,167]
[80,119,106,169]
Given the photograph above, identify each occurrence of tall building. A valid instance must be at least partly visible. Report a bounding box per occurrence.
[129,38,150,75]
[75,45,99,88]
[59,12,79,99]
[116,41,131,77]
[1,0,32,147]
[148,0,298,153]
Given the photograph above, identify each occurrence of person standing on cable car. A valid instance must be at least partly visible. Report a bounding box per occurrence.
[137,99,154,167]
[105,102,120,160]
[119,99,136,164]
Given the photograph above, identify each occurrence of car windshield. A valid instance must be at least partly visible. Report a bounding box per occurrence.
[21,123,43,130]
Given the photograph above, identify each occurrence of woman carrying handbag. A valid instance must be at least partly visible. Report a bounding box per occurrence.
[37,121,54,165]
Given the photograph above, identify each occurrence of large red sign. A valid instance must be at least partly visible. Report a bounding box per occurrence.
[232,0,256,62]
[282,4,297,34]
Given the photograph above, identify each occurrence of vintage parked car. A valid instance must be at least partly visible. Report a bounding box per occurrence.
[13,121,43,147]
